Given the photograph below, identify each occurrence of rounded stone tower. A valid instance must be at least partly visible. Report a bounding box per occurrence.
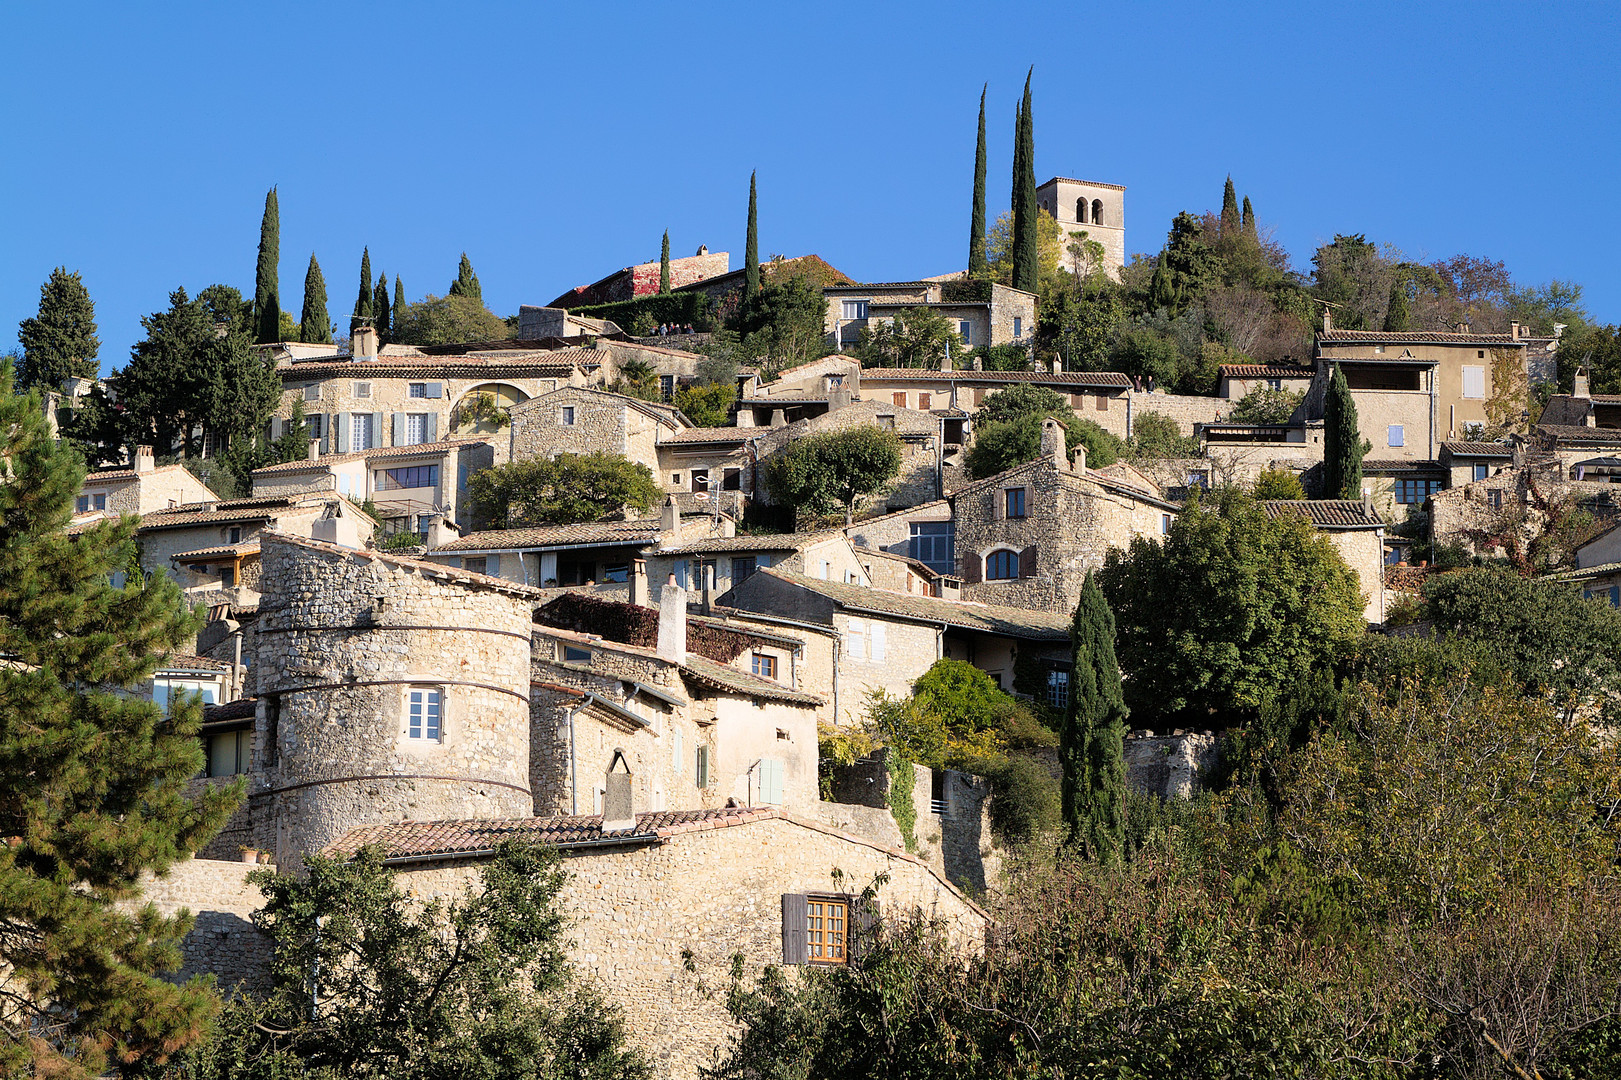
[250,534,536,864]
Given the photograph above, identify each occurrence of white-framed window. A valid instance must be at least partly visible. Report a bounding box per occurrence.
[304,384,320,401]
[563,644,591,663]
[406,687,441,741]
[1374,345,1386,354]
[1462,365,1486,399]
[561,406,576,426]
[77,493,108,512]
[841,300,868,320]
[1048,670,1070,710]
[1013,317,1023,338]
[353,381,372,399]
[409,383,427,398]
[405,413,429,445]
[1266,378,1282,391]
[843,618,886,660]
[958,320,973,345]
[350,413,375,451]
[1388,425,1405,448]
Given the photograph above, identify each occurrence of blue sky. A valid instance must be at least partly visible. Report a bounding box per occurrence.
[3,2,1617,373]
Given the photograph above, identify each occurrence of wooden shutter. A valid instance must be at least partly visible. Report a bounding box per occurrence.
[850,896,881,961]
[371,412,383,448]
[392,413,406,446]
[870,622,886,662]
[759,758,784,804]
[334,413,349,454]
[425,382,443,398]
[1019,545,1038,578]
[782,894,809,964]
[426,413,438,442]
[962,551,981,584]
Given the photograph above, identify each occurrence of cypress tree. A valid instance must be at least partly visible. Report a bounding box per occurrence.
[1384,279,1411,332]
[374,273,391,344]
[0,358,239,1073]
[1323,363,1364,499]
[1061,571,1128,861]
[300,254,331,344]
[449,253,482,300]
[254,187,280,343]
[1010,69,1039,294]
[1148,251,1176,311]
[1241,195,1257,236]
[660,230,672,294]
[16,267,100,391]
[1220,175,1240,233]
[351,248,373,334]
[393,276,406,329]
[968,83,988,278]
[744,171,760,297]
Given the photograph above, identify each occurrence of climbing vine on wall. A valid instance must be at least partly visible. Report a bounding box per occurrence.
[886,752,918,854]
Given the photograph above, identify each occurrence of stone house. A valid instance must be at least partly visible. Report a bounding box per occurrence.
[842,499,957,575]
[750,399,944,514]
[647,529,872,605]
[75,446,219,515]
[850,545,944,597]
[1036,175,1127,278]
[1215,361,1316,402]
[249,438,494,537]
[545,249,730,308]
[735,354,862,428]
[824,280,1037,353]
[507,385,686,465]
[1546,522,1621,606]
[859,365,1134,440]
[950,420,1178,614]
[1423,453,1621,564]
[1439,440,1513,488]
[1260,500,1387,624]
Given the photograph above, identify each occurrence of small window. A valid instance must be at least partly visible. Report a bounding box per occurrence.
[695,745,711,787]
[752,653,777,680]
[93,493,107,510]
[601,563,630,583]
[1266,378,1282,391]
[1006,488,1027,518]
[732,556,758,584]
[206,729,248,777]
[1396,479,1443,504]
[930,769,948,815]
[671,472,682,486]
[958,320,973,345]
[406,688,441,741]
[1473,463,1490,482]
[563,645,591,663]
[1487,489,1504,511]
[1375,345,1386,354]
[351,413,374,452]
[918,392,932,410]
[304,384,320,401]
[1091,199,1104,225]
[1161,513,1172,534]
[1388,425,1405,448]
[353,382,372,398]
[986,549,1019,580]
[1187,470,1209,489]
[561,406,576,426]
[722,467,742,491]
[1013,317,1023,339]
[409,383,428,398]
[660,374,675,400]
[691,468,710,493]
[219,565,236,588]
[77,495,89,513]
[405,413,430,445]
[1478,350,1486,358]
[1047,669,1070,710]
[807,897,848,964]
[463,556,487,575]
[841,300,868,320]
[227,526,242,544]
[877,414,895,431]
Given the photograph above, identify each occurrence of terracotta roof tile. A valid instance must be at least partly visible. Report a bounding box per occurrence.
[252,439,489,476]
[157,653,230,673]
[860,368,1132,388]
[435,519,661,552]
[83,463,193,484]
[172,541,261,562]
[750,567,1071,640]
[655,530,838,555]
[261,531,547,599]
[281,352,591,381]
[325,806,779,859]
[1439,441,1513,457]
[1536,424,1621,444]
[679,652,824,705]
[1218,363,1315,378]
[203,698,257,724]
[1361,458,1444,474]
[1320,329,1519,344]
[1261,500,1383,529]
[659,427,754,444]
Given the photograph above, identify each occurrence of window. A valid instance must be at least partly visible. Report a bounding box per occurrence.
[671,472,682,486]
[1005,487,1027,518]
[909,521,955,573]
[1395,478,1443,504]
[205,729,248,777]
[691,468,710,492]
[92,492,107,510]
[76,495,89,512]
[918,392,932,410]
[841,300,868,320]
[1161,513,1173,534]
[877,414,895,431]
[563,645,591,663]
[1477,350,1486,358]
[722,467,742,490]
[463,556,488,575]
[1473,463,1490,482]
[219,565,235,588]
[807,897,848,963]
[1487,489,1504,511]
[304,384,320,401]
[308,414,324,440]
[409,383,427,398]
[752,653,777,680]
[695,745,711,787]
[1076,197,1088,223]
[958,320,973,345]
[1091,199,1104,225]
[1387,425,1405,448]
[732,556,758,584]
[1047,669,1070,710]
[1374,344,1386,354]
[560,406,576,426]
[1266,378,1283,391]
[351,413,374,451]
[227,526,242,544]
[1186,470,1209,489]
[601,562,630,583]
[986,549,1019,579]
[353,382,372,398]
[660,374,675,399]
[842,618,885,661]
[1013,317,1023,339]
[404,413,430,444]
[1462,365,1486,399]
[756,757,784,804]
[892,392,907,407]
[406,688,441,741]
[376,465,439,491]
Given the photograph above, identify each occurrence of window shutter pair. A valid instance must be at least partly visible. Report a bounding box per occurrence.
[781,894,881,965]
[869,622,886,662]
[1019,546,1038,578]
[992,489,1005,521]
[757,757,784,804]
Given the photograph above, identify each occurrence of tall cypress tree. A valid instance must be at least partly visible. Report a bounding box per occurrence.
[1148,251,1175,311]
[1383,279,1411,332]
[449,253,481,300]
[968,83,988,278]
[351,248,373,334]
[16,267,100,391]
[660,230,672,294]
[393,276,406,328]
[254,187,281,343]
[0,359,239,1074]
[744,171,760,297]
[300,254,331,344]
[1061,571,1128,861]
[1220,175,1240,233]
[1323,363,1364,499]
[373,273,391,344]
[1241,195,1257,237]
[1010,69,1039,294]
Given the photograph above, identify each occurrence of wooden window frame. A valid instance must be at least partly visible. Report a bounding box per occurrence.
[805,895,849,964]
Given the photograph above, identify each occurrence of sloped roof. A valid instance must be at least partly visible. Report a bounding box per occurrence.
[202,698,257,724]
[83,463,193,485]
[950,455,1179,510]
[1218,363,1315,379]
[860,368,1132,389]
[1040,176,1127,191]
[1261,500,1383,529]
[251,438,489,476]
[679,652,823,705]
[1361,458,1444,474]
[261,531,547,599]
[655,530,839,555]
[156,653,230,673]
[1319,329,1519,345]
[280,351,593,380]
[752,567,1071,640]
[506,385,686,427]
[659,427,755,444]
[1439,441,1513,457]
[435,519,661,552]
[172,541,261,562]
[1536,424,1621,445]
[326,806,778,858]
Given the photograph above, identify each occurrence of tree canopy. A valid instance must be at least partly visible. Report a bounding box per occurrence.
[300,254,332,344]
[448,252,481,300]
[469,452,662,529]
[253,187,280,344]
[852,305,965,370]
[17,266,100,391]
[763,425,902,525]
[392,293,513,346]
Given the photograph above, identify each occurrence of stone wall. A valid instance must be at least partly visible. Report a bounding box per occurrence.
[1122,731,1220,799]
[1133,392,1229,435]
[83,464,218,516]
[987,284,1038,348]
[842,500,953,560]
[508,386,668,465]
[124,858,272,991]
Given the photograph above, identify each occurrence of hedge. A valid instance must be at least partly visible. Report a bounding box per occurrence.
[569,292,717,334]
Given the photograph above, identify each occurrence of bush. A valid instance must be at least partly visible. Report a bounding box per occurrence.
[985,753,1060,845]
[569,291,715,333]
[1129,410,1199,458]
[1252,466,1306,500]
[1228,386,1303,424]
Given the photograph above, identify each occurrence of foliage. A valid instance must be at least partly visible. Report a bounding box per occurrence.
[886,753,918,853]
[986,208,1065,294]
[744,171,759,297]
[817,722,877,801]
[1062,572,1128,860]
[299,254,331,344]
[735,275,827,369]
[673,381,735,426]
[1311,233,1393,331]
[392,293,513,346]
[659,230,671,294]
[1128,409,1199,458]
[447,391,511,431]
[964,414,1123,479]
[1252,466,1307,500]
[0,359,240,1077]
[253,187,279,344]
[351,247,372,334]
[763,425,902,525]
[17,265,100,390]
[1010,69,1038,294]
[1323,363,1364,499]
[372,271,391,344]
[469,452,662,528]
[1038,285,1122,371]
[447,252,481,300]
[1099,487,1365,731]
[967,83,988,278]
[983,753,1060,845]
[571,290,715,335]
[852,306,966,369]
[1228,386,1303,424]
[271,400,311,463]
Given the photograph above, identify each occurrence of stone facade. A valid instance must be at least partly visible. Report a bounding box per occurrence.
[858,368,1134,439]
[1134,391,1230,436]
[824,281,1037,351]
[507,386,682,466]
[77,451,219,516]
[1122,732,1220,800]
[546,251,730,307]
[139,494,375,589]
[1036,176,1126,278]
[122,858,271,991]
[250,440,494,534]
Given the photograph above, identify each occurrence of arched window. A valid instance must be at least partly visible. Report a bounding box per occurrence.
[1092,199,1105,226]
[985,549,1019,580]
[1075,198,1088,224]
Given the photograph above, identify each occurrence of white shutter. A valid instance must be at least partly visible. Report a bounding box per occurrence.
[393,413,406,446]
[1462,365,1486,400]
[425,382,443,398]
[426,412,438,442]
[870,622,886,662]
[759,758,784,804]
[843,619,865,660]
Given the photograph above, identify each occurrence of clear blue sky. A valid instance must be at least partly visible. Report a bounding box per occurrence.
[3,2,1617,373]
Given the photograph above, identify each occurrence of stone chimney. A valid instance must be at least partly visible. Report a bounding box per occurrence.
[1072,443,1088,475]
[659,495,680,536]
[312,502,364,549]
[134,445,155,474]
[351,325,378,360]
[657,574,687,664]
[601,751,635,832]
[422,512,458,550]
[935,575,963,601]
[1322,307,1333,334]
[941,351,953,373]
[829,388,852,411]
[1575,367,1592,399]
[1040,416,1066,469]
[971,356,983,371]
[630,558,649,608]
[308,438,321,461]
[1510,320,1521,340]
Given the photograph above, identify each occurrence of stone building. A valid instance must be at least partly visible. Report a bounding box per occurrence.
[735,354,861,427]
[824,280,1037,353]
[250,439,493,537]
[1036,176,1127,278]
[75,446,219,516]
[950,419,1178,614]
[859,366,1134,439]
[1260,500,1387,624]
[1438,440,1513,488]
[750,399,945,514]
[1215,361,1316,402]
[842,499,957,575]
[546,250,730,308]
[507,386,686,465]
[647,529,872,605]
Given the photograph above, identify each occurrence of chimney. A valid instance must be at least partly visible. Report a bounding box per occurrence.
[659,495,679,535]
[936,575,963,601]
[1575,367,1591,399]
[770,408,786,427]
[1362,489,1374,520]
[941,351,953,373]
[1322,307,1332,334]
[657,574,687,663]
[308,438,321,461]
[1040,417,1065,469]
[630,558,649,608]
[601,751,635,832]
[1455,321,1469,334]
[1510,320,1521,340]
[312,502,364,548]
[350,325,378,360]
[134,445,155,474]
[1072,443,1088,475]
[971,356,983,371]
[423,512,458,549]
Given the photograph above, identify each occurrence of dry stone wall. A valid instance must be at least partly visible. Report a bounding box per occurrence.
[124,858,271,991]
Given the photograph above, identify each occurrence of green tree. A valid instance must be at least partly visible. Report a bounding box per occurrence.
[1062,572,1127,861]
[351,247,373,334]
[1220,175,1240,232]
[448,252,481,300]
[0,359,240,1076]
[1010,70,1039,294]
[965,385,1125,478]
[968,83,988,278]
[373,272,391,344]
[392,294,513,346]
[673,381,736,426]
[272,399,312,463]
[119,287,214,455]
[1241,194,1256,236]
[1228,386,1303,423]
[986,207,1066,294]
[735,275,826,370]
[299,254,331,344]
[852,305,965,369]
[1128,409,1199,458]
[1311,234,1393,331]
[1148,251,1175,311]
[1383,278,1410,331]
[1253,466,1307,500]
[393,275,406,331]
[764,426,902,525]
[253,186,280,344]
[744,171,760,298]
[1322,363,1364,499]
[659,230,671,294]
[1098,487,1364,730]
[1039,286,1122,371]
[470,452,661,529]
[17,266,100,391]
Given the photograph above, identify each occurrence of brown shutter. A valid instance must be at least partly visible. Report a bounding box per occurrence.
[1020,545,1037,578]
[962,551,981,583]
[782,893,809,965]
[850,896,881,962]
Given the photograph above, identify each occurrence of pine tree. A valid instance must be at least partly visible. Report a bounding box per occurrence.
[968,83,989,278]
[351,248,373,334]
[449,253,481,300]
[1010,70,1039,294]
[300,254,331,344]
[16,267,100,391]
[660,230,672,294]
[254,186,281,344]
[1241,195,1257,237]
[1323,363,1364,499]
[374,273,391,344]
[1148,251,1176,311]
[1383,279,1411,332]
[1061,571,1128,861]
[1221,175,1240,233]
[744,171,760,297]
[0,358,239,1075]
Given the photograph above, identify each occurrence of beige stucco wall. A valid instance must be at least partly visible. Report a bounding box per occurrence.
[82,464,218,516]
[1323,529,1386,624]
[1351,389,1435,460]
[1319,340,1524,442]
[830,610,939,725]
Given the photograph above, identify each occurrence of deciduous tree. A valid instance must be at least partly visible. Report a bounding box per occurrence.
[392,293,512,346]
[764,426,902,525]
[16,266,100,390]
[469,452,661,528]
[852,305,964,369]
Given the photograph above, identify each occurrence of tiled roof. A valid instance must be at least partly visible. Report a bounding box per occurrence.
[824,281,934,292]
[507,386,685,427]
[83,463,192,485]
[325,807,780,859]
[659,427,754,444]
[949,456,1178,510]
[172,541,260,562]
[1546,562,1621,583]
[1040,175,1127,191]
[281,352,592,380]
[251,438,488,476]
[138,506,282,530]
[1361,458,1444,474]
[261,531,547,599]
[157,653,230,673]
[656,530,838,555]
[1218,363,1315,379]
[1536,424,1621,445]
[1320,329,1519,345]
[1592,394,1621,403]
[679,652,823,705]
[435,519,661,552]
[1261,500,1383,529]
[753,568,1072,640]
[860,368,1133,389]
[203,698,257,724]
[1439,441,1513,457]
